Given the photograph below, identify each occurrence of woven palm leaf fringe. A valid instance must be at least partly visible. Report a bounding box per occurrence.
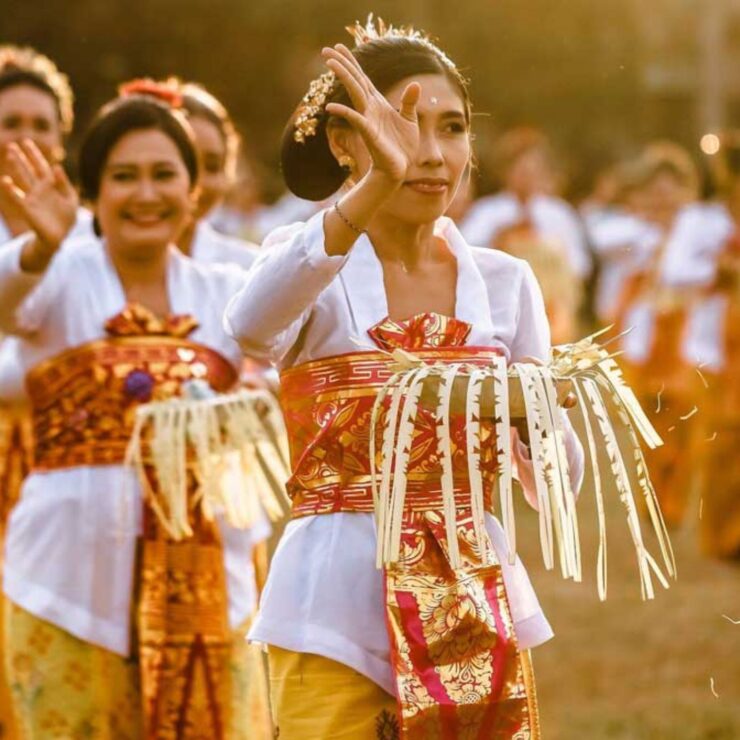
[370,332,676,600]
[124,388,291,540]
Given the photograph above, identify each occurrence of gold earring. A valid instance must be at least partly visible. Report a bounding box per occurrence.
[338,154,355,171]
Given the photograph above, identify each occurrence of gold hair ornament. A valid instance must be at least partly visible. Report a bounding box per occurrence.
[293,14,457,143]
[293,71,336,143]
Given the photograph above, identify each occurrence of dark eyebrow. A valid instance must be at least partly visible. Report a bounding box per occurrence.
[417,109,466,121]
[106,160,178,170]
[106,162,137,170]
[439,110,466,120]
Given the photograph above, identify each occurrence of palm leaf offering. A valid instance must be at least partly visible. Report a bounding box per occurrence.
[125,383,291,540]
[371,328,676,600]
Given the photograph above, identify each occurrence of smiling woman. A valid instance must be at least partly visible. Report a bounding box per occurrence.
[0,86,270,739]
[225,16,584,740]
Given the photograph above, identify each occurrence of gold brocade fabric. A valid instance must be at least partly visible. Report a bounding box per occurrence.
[21,304,252,739]
[280,313,538,739]
[268,645,538,740]
[27,334,236,473]
[0,404,32,531]
[0,397,34,739]
[386,511,536,739]
[138,507,233,738]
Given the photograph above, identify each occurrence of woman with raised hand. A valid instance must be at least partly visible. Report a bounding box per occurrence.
[0,45,93,535]
[0,84,269,738]
[226,18,583,739]
[0,46,91,736]
[0,45,91,242]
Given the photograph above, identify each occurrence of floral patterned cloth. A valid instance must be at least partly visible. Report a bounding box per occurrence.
[4,601,271,740]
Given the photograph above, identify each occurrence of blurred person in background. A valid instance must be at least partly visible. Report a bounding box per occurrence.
[587,157,667,326]
[0,46,93,527]
[0,84,270,738]
[658,132,740,559]
[209,150,269,242]
[460,126,591,342]
[0,46,92,738]
[252,187,324,242]
[171,79,275,392]
[0,46,91,243]
[169,79,260,268]
[615,141,702,528]
[579,156,623,233]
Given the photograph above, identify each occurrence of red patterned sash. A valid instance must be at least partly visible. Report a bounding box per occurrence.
[280,312,538,738]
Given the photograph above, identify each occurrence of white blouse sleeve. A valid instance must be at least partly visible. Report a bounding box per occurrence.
[509,262,551,363]
[0,233,59,335]
[223,210,347,364]
[660,207,722,287]
[508,262,585,506]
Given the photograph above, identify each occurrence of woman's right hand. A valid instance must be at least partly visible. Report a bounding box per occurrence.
[0,139,78,255]
[322,44,420,185]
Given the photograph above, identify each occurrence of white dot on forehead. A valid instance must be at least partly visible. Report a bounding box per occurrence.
[429,97,439,105]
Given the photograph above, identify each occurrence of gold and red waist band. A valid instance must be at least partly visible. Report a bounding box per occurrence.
[26,336,237,471]
[281,346,537,737]
[280,348,502,518]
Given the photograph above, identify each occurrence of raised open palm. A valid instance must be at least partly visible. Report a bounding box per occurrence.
[0,139,78,251]
[322,44,420,183]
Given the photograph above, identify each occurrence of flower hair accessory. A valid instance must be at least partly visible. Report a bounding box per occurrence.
[293,14,457,144]
[118,78,183,109]
[293,71,336,143]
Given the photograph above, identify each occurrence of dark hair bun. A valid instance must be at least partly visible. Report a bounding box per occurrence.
[280,34,470,202]
[280,112,344,201]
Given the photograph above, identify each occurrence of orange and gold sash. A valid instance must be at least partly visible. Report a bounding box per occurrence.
[280,313,538,738]
[25,304,239,739]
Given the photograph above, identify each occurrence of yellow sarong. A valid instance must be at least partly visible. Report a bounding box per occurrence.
[268,647,399,740]
[4,601,271,739]
[268,647,540,740]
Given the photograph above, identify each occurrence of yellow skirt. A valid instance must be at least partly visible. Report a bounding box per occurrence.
[4,600,271,739]
[268,647,399,740]
[268,646,540,740]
